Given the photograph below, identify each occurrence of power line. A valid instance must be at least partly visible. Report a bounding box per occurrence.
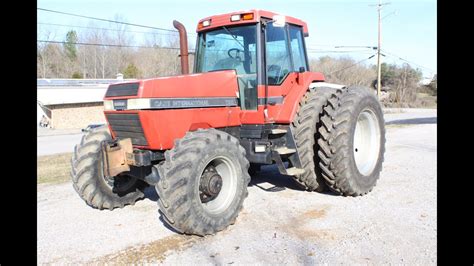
[37,40,372,59]
[38,8,383,56]
[334,45,377,49]
[37,40,196,51]
[37,8,379,51]
[381,49,435,72]
[37,22,373,53]
[328,54,377,75]
[37,39,372,56]
[307,44,374,48]
[307,50,375,53]
[37,8,179,33]
[37,22,192,37]
[37,26,373,54]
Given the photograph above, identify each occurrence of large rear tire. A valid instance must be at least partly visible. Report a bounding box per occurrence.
[290,86,345,191]
[155,128,250,236]
[71,126,147,210]
[317,87,385,196]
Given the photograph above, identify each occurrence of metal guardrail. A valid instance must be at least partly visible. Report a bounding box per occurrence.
[37,79,136,87]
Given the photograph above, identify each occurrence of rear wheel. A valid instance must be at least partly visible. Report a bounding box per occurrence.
[155,128,250,236]
[290,86,345,191]
[71,126,147,210]
[317,87,385,196]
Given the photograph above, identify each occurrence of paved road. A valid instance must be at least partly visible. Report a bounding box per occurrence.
[37,109,437,264]
[37,133,83,156]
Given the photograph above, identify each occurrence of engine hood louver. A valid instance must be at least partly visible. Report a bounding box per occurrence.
[105,83,140,97]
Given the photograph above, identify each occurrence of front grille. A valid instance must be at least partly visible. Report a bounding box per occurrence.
[105,113,148,146]
[105,83,139,97]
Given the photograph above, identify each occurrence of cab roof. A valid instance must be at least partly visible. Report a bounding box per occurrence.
[196,9,309,36]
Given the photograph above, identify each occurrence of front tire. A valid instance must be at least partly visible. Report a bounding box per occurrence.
[155,128,250,236]
[71,126,147,210]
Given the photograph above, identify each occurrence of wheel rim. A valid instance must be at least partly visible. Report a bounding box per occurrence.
[353,108,381,176]
[199,156,238,214]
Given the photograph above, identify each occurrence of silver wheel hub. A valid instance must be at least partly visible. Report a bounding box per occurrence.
[199,166,223,203]
[199,156,238,214]
[353,108,381,176]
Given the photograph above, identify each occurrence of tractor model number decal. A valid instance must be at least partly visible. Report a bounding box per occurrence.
[113,99,128,110]
[150,98,238,109]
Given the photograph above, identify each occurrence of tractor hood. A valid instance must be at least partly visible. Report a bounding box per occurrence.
[103,70,239,111]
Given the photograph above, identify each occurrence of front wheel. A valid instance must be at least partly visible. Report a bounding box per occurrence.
[155,128,250,236]
[71,126,147,210]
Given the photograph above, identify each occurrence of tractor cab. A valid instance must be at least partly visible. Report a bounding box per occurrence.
[194,10,310,110]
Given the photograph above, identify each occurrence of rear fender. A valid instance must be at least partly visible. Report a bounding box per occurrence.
[273,72,326,123]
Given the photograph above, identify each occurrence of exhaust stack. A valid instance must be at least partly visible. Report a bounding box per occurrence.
[173,20,189,75]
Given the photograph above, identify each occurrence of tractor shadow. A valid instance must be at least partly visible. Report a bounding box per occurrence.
[249,165,340,196]
[386,117,437,125]
[143,164,340,235]
[143,186,159,201]
[142,164,341,203]
[249,164,302,191]
[142,187,182,234]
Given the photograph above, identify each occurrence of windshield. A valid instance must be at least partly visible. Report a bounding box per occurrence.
[195,24,258,110]
[195,24,257,75]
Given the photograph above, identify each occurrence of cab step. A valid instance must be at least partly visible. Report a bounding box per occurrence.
[269,127,305,177]
[274,147,296,155]
[270,128,288,134]
[284,167,305,176]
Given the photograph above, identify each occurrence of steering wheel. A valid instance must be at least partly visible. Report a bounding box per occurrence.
[268,64,281,73]
[228,48,243,61]
[268,64,283,83]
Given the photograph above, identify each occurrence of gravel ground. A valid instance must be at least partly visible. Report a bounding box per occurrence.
[37,109,437,264]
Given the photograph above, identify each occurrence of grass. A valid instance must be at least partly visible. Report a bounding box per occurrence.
[416,92,437,108]
[37,153,73,184]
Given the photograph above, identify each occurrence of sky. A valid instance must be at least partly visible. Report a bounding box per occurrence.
[37,0,437,78]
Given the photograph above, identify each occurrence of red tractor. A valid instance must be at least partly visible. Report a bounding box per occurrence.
[71,10,385,236]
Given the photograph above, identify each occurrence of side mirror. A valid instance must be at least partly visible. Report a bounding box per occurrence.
[272,15,286,27]
[297,67,306,85]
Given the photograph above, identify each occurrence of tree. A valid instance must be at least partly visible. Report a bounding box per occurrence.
[64,30,78,61]
[123,63,141,78]
[390,63,423,105]
[428,74,437,95]
[310,56,376,87]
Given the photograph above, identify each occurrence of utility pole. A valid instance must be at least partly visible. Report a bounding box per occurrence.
[371,0,390,99]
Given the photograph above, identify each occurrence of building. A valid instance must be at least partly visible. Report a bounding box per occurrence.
[37,77,134,129]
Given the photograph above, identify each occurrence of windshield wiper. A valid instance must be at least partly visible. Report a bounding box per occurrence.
[222,26,245,50]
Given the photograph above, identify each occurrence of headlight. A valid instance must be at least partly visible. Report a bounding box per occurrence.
[103,100,114,110]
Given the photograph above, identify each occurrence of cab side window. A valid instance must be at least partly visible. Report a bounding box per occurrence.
[288,25,308,72]
[265,22,292,85]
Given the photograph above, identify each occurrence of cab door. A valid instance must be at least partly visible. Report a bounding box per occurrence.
[261,22,310,123]
[240,21,310,124]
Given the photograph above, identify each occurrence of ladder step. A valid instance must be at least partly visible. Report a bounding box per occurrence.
[270,128,287,134]
[285,167,305,176]
[275,147,296,155]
